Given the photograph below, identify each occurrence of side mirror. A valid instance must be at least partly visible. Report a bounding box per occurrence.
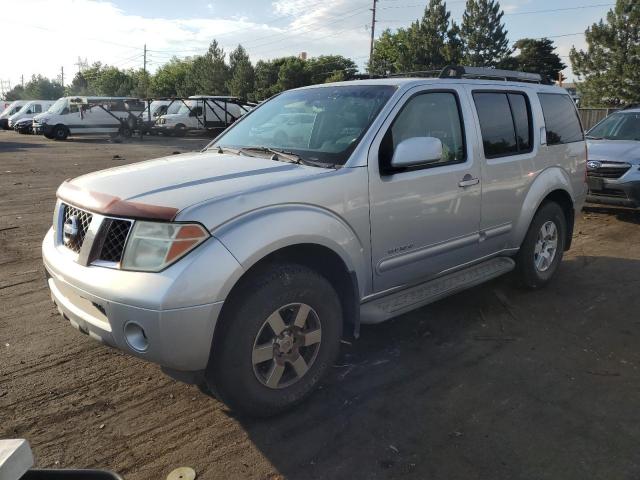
[391,136,443,169]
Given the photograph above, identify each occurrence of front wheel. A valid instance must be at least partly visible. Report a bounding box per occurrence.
[52,125,68,141]
[207,263,343,417]
[515,202,567,288]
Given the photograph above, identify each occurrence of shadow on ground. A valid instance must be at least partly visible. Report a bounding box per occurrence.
[0,141,46,152]
[583,204,640,225]
[229,255,640,480]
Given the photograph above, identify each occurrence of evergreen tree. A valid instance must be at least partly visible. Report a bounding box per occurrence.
[460,0,511,67]
[369,0,461,74]
[227,45,255,100]
[570,0,640,106]
[509,38,566,81]
[190,40,230,94]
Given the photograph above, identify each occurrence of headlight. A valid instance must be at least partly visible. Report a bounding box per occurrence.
[121,221,209,272]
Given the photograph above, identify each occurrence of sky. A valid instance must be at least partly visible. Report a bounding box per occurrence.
[0,0,616,92]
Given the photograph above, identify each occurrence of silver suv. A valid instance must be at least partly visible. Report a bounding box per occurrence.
[585,107,640,208]
[42,67,587,416]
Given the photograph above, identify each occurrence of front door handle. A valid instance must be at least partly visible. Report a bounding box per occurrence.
[458,175,480,188]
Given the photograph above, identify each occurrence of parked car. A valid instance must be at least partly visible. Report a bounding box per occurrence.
[7,100,55,129]
[13,117,34,134]
[0,100,27,129]
[34,97,143,140]
[154,96,253,135]
[585,107,640,208]
[42,66,587,417]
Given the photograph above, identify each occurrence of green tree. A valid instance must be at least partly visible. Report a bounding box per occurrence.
[150,58,194,97]
[460,0,511,67]
[369,0,461,75]
[4,85,25,101]
[227,45,255,100]
[253,58,289,99]
[94,66,136,96]
[306,55,357,84]
[190,40,230,94]
[277,57,309,91]
[508,38,566,81]
[4,75,64,100]
[570,0,640,106]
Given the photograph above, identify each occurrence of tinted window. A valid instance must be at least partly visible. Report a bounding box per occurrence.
[34,104,42,113]
[508,93,531,151]
[473,93,518,157]
[538,93,583,144]
[380,92,465,171]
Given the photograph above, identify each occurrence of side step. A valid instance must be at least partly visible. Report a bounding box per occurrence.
[360,257,515,324]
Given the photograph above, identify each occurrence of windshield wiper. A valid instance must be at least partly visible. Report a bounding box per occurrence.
[238,146,338,169]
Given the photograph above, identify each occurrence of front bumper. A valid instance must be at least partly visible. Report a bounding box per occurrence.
[587,176,640,208]
[42,227,242,371]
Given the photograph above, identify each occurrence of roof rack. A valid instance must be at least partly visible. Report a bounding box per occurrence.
[439,65,553,85]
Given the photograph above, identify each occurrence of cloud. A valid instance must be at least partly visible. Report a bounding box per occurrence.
[0,0,371,89]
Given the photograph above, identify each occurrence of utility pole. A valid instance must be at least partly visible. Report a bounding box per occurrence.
[143,44,147,75]
[61,66,64,87]
[21,74,24,87]
[368,0,378,76]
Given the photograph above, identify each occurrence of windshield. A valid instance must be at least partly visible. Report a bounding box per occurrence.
[214,85,396,166]
[14,102,33,115]
[48,98,68,115]
[1,102,23,116]
[177,101,196,115]
[587,112,640,141]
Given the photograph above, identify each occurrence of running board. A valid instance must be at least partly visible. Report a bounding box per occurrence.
[360,257,515,324]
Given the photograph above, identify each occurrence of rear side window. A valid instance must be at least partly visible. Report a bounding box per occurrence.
[538,93,583,145]
[473,92,532,158]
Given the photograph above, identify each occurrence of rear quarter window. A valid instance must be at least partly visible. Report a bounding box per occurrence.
[538,93,583,145]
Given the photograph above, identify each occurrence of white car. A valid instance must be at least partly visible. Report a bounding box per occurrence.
[7,100,55,129]
[0,100,27,129]
[35,96,144,140]
[155,96,253,135]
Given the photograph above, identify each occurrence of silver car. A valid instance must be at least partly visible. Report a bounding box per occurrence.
[42,67,587,416]
[585,108,640,208]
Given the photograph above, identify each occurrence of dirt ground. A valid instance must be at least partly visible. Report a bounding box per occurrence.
[1,131,640,480]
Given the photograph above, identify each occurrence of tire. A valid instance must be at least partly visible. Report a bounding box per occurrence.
[207,263,343,417]
[174,124,186,137]
[52,125,68,141]
[120,126,132,138]
[515,202,567,288]
[43,132,54,139]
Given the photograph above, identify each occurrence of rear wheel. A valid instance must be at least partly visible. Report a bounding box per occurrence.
[52,125,68,141]
[206,263,343,417]
[515,202,567,288]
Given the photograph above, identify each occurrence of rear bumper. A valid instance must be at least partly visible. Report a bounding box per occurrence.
[587,178,640,208]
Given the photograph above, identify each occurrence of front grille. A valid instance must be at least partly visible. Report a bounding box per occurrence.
[98,219,132,263]
[587,162,631,179]
[62,204,93,253]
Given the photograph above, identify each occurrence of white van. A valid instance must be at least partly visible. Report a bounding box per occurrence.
[7,100,55,129]
[34,96,144,140]
[155,96,253,135]
[0,100,28,129]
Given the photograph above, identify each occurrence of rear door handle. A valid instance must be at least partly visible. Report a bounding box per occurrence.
[458,175,480,187]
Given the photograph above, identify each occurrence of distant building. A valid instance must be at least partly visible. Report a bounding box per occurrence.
[298,52,308,61]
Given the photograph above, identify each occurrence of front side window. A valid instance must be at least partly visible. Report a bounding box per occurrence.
[215,85,396,166]
[587,112,640,141]
[473,92,533,158]
[538,93,583,145]
[379,91,466,172]
[33,104,42,113]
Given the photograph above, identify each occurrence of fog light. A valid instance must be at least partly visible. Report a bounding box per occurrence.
[124,322,148,352]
